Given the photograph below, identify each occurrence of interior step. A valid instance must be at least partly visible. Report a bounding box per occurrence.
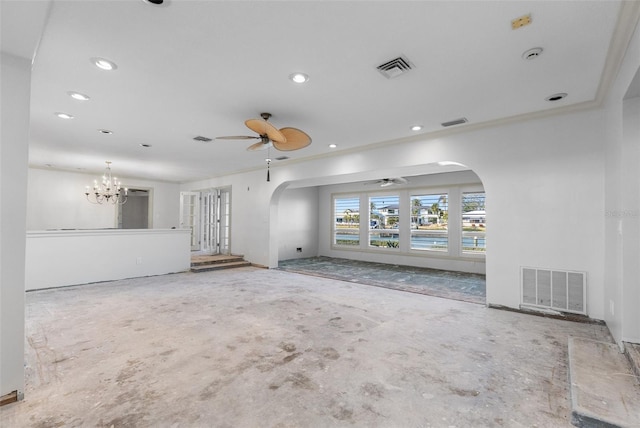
[191,260,251,272]
[190,254,251,272]
[568,337,640,427]
[191,254,245,267]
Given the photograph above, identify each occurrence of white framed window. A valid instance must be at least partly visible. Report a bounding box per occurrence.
[461,192,486,253]
[410,193,448,252]
[334,196,360,246]
[369,195,399,249]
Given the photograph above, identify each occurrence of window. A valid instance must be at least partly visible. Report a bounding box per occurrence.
[410,193,448,251]
[369,195,399,248]
[334,196,360,246]
[461,192,486,253]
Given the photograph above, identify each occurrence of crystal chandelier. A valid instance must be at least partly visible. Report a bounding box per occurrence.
[84,161,128,204]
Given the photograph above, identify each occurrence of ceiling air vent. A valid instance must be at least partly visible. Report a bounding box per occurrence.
[193,136,212,142]
[441,117,468,127]
[377,56,413,79]
[275,156,289,161]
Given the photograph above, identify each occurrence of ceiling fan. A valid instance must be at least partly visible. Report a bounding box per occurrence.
[365,177,409,187]
[216,112,312,152]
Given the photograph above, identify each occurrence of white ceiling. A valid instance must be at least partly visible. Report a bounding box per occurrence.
[2,0,637,183]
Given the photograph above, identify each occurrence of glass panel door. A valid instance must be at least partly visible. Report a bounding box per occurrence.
[180,192,200,251]
[218,189,231,255]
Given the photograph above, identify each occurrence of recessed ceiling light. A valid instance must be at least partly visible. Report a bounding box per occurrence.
[91,57,118,71]
[98,129,113,134]
[546,93,568,102]
[411,125,422,131]
[140,143,152,148]
[55,112,74,119]
[328,144,337,148]
[68,91,90,101]
[289,72,309,83]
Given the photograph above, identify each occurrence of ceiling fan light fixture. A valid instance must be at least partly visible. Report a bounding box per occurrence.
[91,57,118,71]
[289,72,309,83]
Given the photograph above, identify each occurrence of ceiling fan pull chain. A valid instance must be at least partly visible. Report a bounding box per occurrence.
[266,146,271,182]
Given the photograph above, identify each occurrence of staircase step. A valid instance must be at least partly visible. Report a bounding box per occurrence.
[191,260,251,273]
[568,337,640,427]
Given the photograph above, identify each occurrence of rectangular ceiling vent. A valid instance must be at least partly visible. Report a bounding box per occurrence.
[275,156,289,161]
[193,136,212,142]
[377,56,413,79]
[441,118,468,127]
[521,267,586,315]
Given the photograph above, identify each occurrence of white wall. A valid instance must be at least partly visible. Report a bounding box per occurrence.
[25,229,191,290]
[183,105,608,320]
[622,96,640,343]
[0,53,30,399]
[603,19,640,346]
[27,167,181,230]
[277,187,319,261]
[318,171,485,274]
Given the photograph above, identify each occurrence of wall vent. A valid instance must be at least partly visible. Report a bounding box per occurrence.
[521,267,586,315]
[377,56,413,79]
[441,118,468,127]
[193,136,212,142]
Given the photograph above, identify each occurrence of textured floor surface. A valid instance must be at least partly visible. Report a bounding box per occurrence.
[278,256,486,305]
[1,267,612,427]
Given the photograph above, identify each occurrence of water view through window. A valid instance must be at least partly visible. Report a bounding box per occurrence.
[410,193,448,251]
[334,196,359,246]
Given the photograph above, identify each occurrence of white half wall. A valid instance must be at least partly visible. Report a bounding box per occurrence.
[25,229,191,291]
[27,167,181,230]
[277,187,319,261]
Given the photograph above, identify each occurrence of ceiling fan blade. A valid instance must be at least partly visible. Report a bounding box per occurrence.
[393,177,408,184]
[273,127,312,151]
[245,119,287,144]
[216,135,259,140]
[246,141,272,151]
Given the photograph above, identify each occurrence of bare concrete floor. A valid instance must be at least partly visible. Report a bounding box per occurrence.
[1,267,612,427]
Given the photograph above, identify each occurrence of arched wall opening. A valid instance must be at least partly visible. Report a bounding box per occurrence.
[269,163,488,303]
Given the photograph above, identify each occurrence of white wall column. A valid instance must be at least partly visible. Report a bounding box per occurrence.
[0,53,31,400]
